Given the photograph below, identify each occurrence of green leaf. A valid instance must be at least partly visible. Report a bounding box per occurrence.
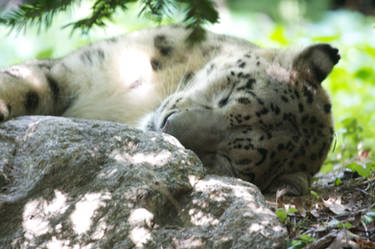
[328,220,353,229]
[275,208,288,223]
[320,163,333,173]
[288,207,298,214]
[287,235,315,249]
[36,48,53,59]
[346,162,371,177]
[342,118,362,134]
[343,221,353,229]
[334,178,342,186]
[328,219,341,228]
[368,162,375,172]
[312,35,340,42]
[354,67,375,83]
[310,190,320,200]
[361,45,375,58]
[299,234,316,243]
[287,240,305,249]
[363,210,375,224]
[269,25,289,45]
[363,215,373,224]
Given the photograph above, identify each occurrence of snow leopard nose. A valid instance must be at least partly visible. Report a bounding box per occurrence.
[162,109,227,154]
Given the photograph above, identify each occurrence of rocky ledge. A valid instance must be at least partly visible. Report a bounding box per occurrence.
[0,116,287,249]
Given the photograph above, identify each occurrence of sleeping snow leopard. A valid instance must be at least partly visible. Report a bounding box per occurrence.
[0,25,339,195]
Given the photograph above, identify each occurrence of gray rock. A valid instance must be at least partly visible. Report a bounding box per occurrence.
[0,116,287,249]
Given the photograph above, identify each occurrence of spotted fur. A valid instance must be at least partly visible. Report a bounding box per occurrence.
[0,25,339,194]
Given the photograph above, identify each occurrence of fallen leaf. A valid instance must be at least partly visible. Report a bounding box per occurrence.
[359,149,372,161]
[308,209,319,218]
[305,231,336,249]
[327,230,360,249]
[356,237,375,248]
[323,196,351,215]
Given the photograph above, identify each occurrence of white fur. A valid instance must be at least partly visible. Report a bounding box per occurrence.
[47,26,254,127]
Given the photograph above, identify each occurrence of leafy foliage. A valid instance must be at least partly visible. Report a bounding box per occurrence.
[0,0,219,42]
[275,208,288,223]
[65,0,138,31]
[0,0,76,31]
[362,210,375,224]
[177,0,218,42]
[288,234,316,249]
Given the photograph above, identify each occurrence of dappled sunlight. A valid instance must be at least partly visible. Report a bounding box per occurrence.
[172,237,204,248]
[160,135,184,148]
[188,209,220,226]
[128,208,154,227]
[91,219,111,241]
[246,213,287,234]
[22,190,113,245]
[23,190,68,240]
[184,176,284,238]
[25,120,43,140]
[266,63,292,83]
[6,65,32,79]
[14,163,284,248]
[188,175,200,186]
[130,227,152,248]
[110,148,175,167]
[248,222,262,232]
[117,49,152,87]
[128,209,155,248]
[45,236,73,249]
[98,167,118,178]
[132,151,172,165]
[195,177,259,201]
[70,192,111,235]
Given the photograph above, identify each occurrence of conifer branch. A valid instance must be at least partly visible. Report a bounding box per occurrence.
[0,0,219,42]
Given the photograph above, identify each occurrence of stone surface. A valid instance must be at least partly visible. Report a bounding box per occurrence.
[0,116,287,249]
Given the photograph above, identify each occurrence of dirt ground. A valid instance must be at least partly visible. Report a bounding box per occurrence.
[265,169,375,249]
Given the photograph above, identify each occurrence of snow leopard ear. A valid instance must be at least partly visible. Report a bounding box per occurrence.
[292,44,340,84]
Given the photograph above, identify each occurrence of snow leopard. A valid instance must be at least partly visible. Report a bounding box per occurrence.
[0,25,340,195]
